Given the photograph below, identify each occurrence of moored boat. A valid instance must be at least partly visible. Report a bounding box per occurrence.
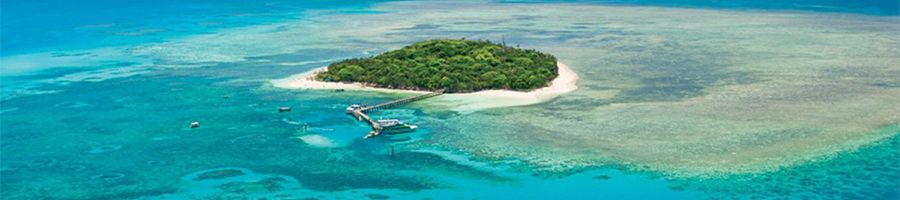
[376,119,417,134]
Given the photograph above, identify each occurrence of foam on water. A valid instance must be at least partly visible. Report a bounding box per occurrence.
[298,135,339,148]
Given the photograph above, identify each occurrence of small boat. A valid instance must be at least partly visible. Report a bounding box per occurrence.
[346,104,362,114]
[278,106,292,112]
[335,89,345,92]
[190,121,200,128]
[365,130,379,139]
[376,119,417,134]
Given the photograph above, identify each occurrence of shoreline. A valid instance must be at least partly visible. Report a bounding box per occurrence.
[271,62,579,113]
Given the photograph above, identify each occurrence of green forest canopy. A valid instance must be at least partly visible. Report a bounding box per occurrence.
[315,39,558,93]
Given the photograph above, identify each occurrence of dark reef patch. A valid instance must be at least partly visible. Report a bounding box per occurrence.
[365,193,391,199]
[194,169,246,180]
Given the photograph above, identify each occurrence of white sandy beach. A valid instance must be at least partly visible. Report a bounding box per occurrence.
[271,62,579,113]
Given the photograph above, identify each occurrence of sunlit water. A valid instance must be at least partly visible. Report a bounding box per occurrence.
[2,0,898,199]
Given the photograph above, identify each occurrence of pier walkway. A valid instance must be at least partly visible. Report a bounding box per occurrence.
[347,90,444,138]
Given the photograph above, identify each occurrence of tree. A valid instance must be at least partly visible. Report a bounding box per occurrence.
[439,77,452,89]
[315,39,558,93]
[336,64,365,81]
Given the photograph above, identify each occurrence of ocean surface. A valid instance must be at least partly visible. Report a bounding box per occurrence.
[1,0,898,199]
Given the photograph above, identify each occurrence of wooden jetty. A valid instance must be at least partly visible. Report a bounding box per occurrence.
[347,90,444,138]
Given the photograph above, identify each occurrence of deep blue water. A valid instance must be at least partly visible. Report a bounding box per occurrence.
[1,0,898,199]
[0,0,386,55]
[503,0,900,16]
[4,0,897,56]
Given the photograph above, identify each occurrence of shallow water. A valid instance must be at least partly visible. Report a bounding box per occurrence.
[0,67,704,199]
[2,0,898,199]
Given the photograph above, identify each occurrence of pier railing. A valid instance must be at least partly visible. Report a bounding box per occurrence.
[348,89,444,138]
[360,89,445,112]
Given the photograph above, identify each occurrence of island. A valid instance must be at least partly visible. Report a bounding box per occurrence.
[314,39,558,93]
[271,39,579,113]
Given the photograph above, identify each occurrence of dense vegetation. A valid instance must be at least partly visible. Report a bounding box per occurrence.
[315,39,558,93]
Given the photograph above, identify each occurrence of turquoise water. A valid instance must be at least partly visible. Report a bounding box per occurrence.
[681,129,900,199]
[0,59,704,199]
[2,1,899,199]
[1,0,385,55]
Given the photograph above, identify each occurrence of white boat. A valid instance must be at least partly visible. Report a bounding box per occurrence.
[376,119,417,134]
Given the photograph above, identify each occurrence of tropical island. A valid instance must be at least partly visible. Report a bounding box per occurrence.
[272,39,578,112]
[314,39,559,93]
